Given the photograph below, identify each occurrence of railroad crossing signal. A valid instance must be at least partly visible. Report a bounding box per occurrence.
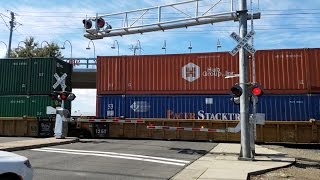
[230,83,264,104]
[53,73,67,90]
[49,91,76,101]
[229,31,256,56]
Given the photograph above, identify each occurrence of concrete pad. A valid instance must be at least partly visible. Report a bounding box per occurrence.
[172,143,295,180]
[172,168,208,180]
[0,137,79,151]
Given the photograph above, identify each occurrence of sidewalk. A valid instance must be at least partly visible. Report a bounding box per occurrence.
[0,137,79,151]
[171,143,295,180]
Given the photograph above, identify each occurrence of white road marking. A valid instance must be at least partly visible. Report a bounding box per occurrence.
[40,147,190,163]
[31,147,190,166]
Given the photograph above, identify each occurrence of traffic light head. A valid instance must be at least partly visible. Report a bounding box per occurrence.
[49,92,59,100]
[250,83,264,96]
[230,84,243,97]
[83,19,92,29]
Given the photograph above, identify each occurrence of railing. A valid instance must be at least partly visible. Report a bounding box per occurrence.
[62,58,97,69]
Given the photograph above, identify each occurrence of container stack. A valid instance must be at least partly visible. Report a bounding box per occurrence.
[96,48,320,121]
[0,57,72,117]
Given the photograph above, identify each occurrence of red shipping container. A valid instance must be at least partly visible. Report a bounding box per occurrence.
[97,56,125,94]
[97,48,320,95]
[254,48,309,94]
[98,52,240,94]
[307,48,320,93]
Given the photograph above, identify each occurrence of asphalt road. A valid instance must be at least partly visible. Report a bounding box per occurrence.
[15,139,217,180]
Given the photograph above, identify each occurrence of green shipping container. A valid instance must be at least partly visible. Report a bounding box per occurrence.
[0,95,71,117]
[0,57,72,95]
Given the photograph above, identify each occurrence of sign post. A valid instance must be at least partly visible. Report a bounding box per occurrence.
[229,0,255,159]
[52,73,68,139]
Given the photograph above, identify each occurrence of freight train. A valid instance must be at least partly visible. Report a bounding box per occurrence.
[89,48,320,143]
[1,49,320,143]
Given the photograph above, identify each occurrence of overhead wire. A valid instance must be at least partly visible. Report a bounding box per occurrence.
[4,3,320,36]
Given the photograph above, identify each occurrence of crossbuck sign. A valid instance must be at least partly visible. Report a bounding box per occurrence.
[53,73,67,90]
[229,31,256,56]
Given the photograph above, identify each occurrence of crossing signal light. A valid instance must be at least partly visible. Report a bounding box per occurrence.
[250,83,264,96]
[48,91,76,101]
[83,19,92,29]
[49,92,59,100]
[230,84,243,97]
[230,84,242,105]
[97,18,105,29]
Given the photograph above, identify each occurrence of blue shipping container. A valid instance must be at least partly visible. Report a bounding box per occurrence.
[97,94,320,121]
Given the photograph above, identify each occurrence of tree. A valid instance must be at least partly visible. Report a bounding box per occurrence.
[12,36,62,58]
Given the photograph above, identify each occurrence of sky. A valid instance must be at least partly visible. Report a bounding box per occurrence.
[0,0,320,116]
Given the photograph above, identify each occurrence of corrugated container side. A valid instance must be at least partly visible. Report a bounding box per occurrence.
[309,94,320,119]
[30,57,72,94]
[97,56,125,94]
[255,49,309,94]
[97,94,319,121]
[308,48,320,93]
[0,57,72,95]
[0,58,30,95]
[97,48,320,95]
[0,95,71,117]
[124,53,239,94]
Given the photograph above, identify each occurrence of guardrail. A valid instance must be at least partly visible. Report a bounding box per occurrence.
[62,58,96,69]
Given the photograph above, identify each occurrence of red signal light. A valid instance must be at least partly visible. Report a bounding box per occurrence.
[60,92,69,101]
[252,87,262,96]
[250,84,264,96]
[97,18,105,29]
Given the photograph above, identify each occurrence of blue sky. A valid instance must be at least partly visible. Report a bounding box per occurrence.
[1,0,320,115]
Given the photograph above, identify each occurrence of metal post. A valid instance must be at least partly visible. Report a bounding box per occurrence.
[250,0,257,155]
[162,40,167,54]
[231,0,234,11]
[7,11,14,58]
[61,83,65,109]
[238,0,252,159]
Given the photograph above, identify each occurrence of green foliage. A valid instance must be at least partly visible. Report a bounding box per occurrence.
[12,36,62,58]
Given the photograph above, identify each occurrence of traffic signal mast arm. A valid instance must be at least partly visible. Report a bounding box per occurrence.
[82,0,260,40]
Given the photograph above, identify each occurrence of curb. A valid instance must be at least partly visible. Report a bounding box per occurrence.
[246,159,296,180]
[2,138,79,152]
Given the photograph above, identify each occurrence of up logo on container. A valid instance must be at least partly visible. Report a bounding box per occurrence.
[182,63,200,82]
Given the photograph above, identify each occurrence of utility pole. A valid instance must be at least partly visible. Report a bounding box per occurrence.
[7,11,15,58]
[238,0,252,159]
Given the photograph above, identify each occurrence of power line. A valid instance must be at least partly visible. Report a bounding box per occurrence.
[0,13,10,30]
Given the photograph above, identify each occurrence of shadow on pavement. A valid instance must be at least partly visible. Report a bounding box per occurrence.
[169,148,208,155]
